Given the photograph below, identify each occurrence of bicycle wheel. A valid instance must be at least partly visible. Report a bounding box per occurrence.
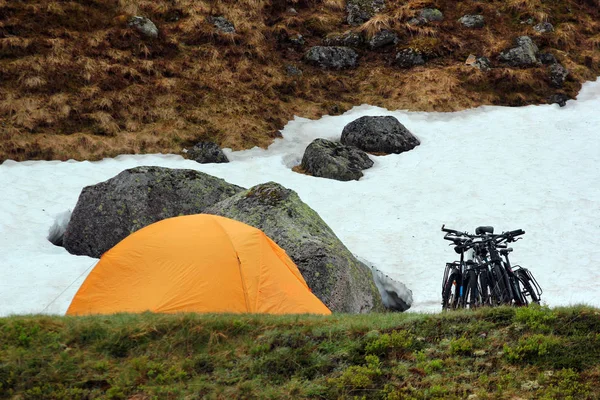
[442,271,461,310]
[508,274,526,306]
[515,269,541,305]
[491,263,511,305]
[462,270,479,309]
[478,269,490,306]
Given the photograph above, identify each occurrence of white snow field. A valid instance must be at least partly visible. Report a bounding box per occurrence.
[1,78,599,316]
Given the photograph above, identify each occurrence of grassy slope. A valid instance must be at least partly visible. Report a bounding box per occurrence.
[1,306,600,399]
[1,0,599,162]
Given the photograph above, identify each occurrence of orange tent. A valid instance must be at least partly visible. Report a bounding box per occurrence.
[67,214,331,316]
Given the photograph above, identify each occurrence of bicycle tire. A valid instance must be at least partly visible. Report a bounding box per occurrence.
[442,271,461,310]
[478,269,490,306]
[508,274,527,306]
[516,269,541,305]
[463,270,478,308]
[491,262,511,305]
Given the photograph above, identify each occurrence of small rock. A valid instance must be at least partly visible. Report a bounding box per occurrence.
[304,46,358,69]
[521,380,540,390]
[324,31,363,47]
[207,16,235,34]
[534,22,554,33]
[521,17,535,25]
[465,54,491,71]
[395,48,425,68]
[419,8,444,22]
[539,53,557,65]
[287,7,297,14]
[285,64,303,76]
[498,36,539,67]
[459,14,485,28]
[288,34,305,46]
[187,142,229,164]
[549,63,568,87]
[128,16,159,38]
[367,29,398,49]
[407,17,427,26]
[346,0,386,25]
[548,93,569,107]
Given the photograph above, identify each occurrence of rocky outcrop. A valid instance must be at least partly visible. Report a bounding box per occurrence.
[498,36,539,67]
[341,116,420,154]
[367,30,399,49]
[187,142,229,164]
[395,49,425,68]
[304,46,358,69]
[459,14,485,28]
[63,166,244,258]
[207,16,235,34]
[205,182,389,313]
[128,16,158,38]
[300,138,374,181]
[346,0,385,26]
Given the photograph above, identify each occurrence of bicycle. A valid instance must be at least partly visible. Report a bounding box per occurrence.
[441,225,542,310]
[441,226,488,310]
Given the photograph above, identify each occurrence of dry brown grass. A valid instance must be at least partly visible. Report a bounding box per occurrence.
[0,0,599,161]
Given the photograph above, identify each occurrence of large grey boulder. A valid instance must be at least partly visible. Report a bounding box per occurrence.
[205,182,389,313]
[346,0,385,26]
[498,36,539,67]
[300,138,374,181]
[63,166,244,258]
[128,16,159,39]
[187,142,229,164]
[341,116,420,154]
[304,46,358,69]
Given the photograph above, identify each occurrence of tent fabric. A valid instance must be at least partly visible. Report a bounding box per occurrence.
[66,214,331,316]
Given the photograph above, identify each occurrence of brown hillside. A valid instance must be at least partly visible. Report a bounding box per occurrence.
[1,0,599,161]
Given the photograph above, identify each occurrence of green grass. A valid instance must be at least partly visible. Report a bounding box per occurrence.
[1,305,600,399]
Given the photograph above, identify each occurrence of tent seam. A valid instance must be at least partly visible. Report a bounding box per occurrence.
[209,215,252,313]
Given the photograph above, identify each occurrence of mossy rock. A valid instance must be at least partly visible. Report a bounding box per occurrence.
[63,166,244,258]
[206,182,388,313]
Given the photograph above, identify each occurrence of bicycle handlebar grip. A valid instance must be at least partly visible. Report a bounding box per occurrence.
[509,229,525,236]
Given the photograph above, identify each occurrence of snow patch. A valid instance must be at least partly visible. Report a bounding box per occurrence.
[47,210,72,246]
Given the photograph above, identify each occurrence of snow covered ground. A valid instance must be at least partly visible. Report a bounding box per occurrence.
[2,79,600,316]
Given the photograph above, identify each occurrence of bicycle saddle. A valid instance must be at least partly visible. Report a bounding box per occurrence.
[475,226,494,234]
